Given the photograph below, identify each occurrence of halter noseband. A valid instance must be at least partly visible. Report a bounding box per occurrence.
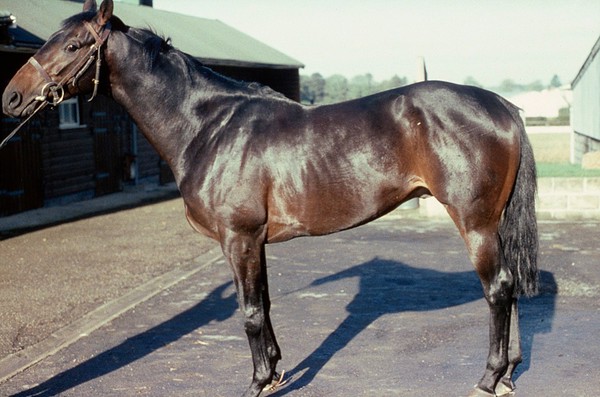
[29,20,112,106]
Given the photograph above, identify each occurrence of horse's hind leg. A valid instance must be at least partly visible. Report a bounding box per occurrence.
[448,211,515,396]
[495,299,521,396]
[220,228,281,397]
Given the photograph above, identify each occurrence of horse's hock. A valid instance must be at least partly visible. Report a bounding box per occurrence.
[414,177,600,220]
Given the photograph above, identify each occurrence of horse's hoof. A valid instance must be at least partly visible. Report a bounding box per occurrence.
[467,386,496,397]
[263,370,288,392]
[495,381,516,396]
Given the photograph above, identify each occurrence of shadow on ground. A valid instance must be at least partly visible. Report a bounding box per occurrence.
[515,271,557,381]
[10,281,237,397]
[272,258,557,395]
[10,257,556,396]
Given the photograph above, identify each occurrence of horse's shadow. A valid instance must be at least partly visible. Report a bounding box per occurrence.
[515,270,557,380]
[271,257,557,395]
[10,258,555,396]
[11,281,238,397]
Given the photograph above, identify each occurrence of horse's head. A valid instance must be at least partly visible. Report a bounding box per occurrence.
[2,0,114,118]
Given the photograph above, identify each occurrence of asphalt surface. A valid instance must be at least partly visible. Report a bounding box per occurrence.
[0,195,599,396]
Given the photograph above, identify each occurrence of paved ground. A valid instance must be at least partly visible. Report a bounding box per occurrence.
[1,195,599,396]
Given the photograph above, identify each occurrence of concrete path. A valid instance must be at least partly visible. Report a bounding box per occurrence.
[1,207,598,396]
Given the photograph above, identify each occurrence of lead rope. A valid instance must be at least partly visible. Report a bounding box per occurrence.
[0,102,48,149]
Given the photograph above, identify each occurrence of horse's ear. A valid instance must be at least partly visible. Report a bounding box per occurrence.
[95,0,113,26]
[83,0,97,12]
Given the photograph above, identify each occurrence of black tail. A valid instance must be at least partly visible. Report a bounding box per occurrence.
[499,114,539,297]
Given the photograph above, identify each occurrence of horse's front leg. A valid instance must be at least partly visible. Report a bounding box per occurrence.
[220,227,282,397]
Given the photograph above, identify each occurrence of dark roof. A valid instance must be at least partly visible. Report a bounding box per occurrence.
[0,0,303,69]
[572,35,600,88]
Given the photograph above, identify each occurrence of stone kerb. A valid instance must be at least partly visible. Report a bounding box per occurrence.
[537,177,600,219]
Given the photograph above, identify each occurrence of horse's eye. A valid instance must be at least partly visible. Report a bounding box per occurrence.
[65,44,79,53]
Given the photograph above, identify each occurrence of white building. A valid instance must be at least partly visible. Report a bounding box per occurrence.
[571,35,600,163]
[509,88,572,119]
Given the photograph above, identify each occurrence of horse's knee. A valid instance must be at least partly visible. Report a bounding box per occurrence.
[486,267,514,306]
[243,307,265,336]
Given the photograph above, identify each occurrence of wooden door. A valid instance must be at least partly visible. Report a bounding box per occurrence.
[0,117,43,216]
[91,107,122,197]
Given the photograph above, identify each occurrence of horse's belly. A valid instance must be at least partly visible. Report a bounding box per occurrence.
[266,193,394,243]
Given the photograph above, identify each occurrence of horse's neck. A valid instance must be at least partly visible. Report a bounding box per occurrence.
[105,30,237,181]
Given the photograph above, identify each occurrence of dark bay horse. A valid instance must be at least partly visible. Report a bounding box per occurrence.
[2,1,538,396]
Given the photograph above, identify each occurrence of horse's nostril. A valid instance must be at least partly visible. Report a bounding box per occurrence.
[8,91,22,109]
[7,91,23,109]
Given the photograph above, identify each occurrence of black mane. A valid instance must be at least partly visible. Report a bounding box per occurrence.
[62,12,287,100]
[127,27,173,70]
[124,28,286,99]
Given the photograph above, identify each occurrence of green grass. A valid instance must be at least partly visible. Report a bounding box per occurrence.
[536,162,600,178]
[527,132,600,177]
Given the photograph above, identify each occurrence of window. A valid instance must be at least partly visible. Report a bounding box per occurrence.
[58,97,81,129]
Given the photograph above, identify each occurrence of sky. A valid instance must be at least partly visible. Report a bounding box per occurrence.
[151,0,599,87]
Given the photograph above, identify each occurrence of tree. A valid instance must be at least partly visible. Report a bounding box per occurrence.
[349,73,375,98]
[498,79,519,93]
[300,73,326,104]
[464,76,482,88]
[324,74,349,103]
[549,74,561,88]
[525,80,544,91]
[377,75,408,92]
[301,72,409,104]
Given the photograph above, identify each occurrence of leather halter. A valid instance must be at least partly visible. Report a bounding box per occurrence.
[29,20,112,106]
